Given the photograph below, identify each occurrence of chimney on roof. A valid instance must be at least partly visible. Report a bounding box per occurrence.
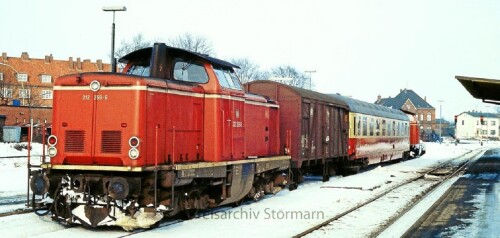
[76,57,82,70]
[424,96,427,102]
[69,57,74,69]
[400,89,402,93]
[21,52,29,61]
[97,59,103,71]
[377,95,381,101]
[1,52,6,61]
[44,54,53,63]
[83,59,90,63]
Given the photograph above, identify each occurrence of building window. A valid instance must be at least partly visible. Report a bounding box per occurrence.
[427,126,431,130]
[491,121,496,126]
[426,112,432,122]
[462,120,464,125]
[41,90,53,99]
[1,88,13,98]
[17,73,28,82]
[419,114,423,121]
[0,72,3,80]
[40,74,52,83]
[490,130,496,136]
[19,89,30,99]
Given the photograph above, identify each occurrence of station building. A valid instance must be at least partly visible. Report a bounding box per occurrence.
[375,89,438,141]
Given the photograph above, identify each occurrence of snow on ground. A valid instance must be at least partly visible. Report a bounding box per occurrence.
[0,143,47,212]
[0,141,497,237]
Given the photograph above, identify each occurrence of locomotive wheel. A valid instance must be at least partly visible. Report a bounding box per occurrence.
[232,198,245,207]
[182,209,198,220]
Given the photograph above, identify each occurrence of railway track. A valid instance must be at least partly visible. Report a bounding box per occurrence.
[293,148,485,238]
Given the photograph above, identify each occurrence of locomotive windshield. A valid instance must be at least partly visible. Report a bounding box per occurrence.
[213,66,242,90]
[126,64,150,76]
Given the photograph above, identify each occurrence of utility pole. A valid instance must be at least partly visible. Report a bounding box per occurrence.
[305,70,316,90]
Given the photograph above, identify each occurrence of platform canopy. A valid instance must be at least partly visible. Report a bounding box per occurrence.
[456,76,500,105]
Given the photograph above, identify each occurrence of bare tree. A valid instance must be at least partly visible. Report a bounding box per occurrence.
[230,58,263,84]
[270,65,308,88]
[115,33,152,59]
[167,33,214,55]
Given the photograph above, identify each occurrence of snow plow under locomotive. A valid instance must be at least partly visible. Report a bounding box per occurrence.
[29,43,424,230]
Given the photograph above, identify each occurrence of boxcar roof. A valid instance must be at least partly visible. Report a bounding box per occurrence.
[247,81,349,109]
[329,93,409,121]
[119,43,240,69]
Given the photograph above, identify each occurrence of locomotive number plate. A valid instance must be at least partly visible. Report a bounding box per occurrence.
[82,94,108,101]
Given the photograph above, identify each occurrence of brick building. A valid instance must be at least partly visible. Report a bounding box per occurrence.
[0,52,110,127]
[375,89,437,141]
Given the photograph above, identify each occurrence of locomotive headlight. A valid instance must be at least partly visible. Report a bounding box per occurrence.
[48,147,57,157]
[47,135,58,146]
[90,80,101,92]
[129,148,139,159]
[129,136,140,147]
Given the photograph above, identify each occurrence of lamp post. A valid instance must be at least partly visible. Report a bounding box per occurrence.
[305,70,316,90]
[103,6,127,73]
[437,100,444,143]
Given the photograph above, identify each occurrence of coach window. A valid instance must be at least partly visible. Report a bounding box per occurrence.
[173,60,209,83]
[362,117,368,136]
[388,120,393,136]
[369,118,375,136]
[392,121,396,136]
[381,119,386,136]
[375,119,380,136]
[356,116,361,136]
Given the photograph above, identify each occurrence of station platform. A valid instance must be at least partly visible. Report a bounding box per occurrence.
[406,148,499,237]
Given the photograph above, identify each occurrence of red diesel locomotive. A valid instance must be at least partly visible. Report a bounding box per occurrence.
[29,43,423,230]
[31,43,290,229]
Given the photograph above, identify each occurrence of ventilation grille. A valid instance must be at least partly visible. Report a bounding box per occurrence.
[101,131,122,154]
[65,130,85,152]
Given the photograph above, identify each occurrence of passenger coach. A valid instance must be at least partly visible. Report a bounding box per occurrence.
[329,94,411,168]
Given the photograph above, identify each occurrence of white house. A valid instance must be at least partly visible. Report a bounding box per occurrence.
[455,111,500,140]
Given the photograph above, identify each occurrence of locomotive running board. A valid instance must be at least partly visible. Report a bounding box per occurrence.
[40,155,290,172]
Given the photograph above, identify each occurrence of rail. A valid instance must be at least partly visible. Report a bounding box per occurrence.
[292,148,484,238]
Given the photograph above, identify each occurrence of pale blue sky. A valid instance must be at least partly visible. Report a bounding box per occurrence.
[1,0,500,119]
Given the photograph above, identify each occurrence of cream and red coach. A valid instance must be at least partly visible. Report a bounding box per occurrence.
[329,93,412,167]
[34,43,289,229]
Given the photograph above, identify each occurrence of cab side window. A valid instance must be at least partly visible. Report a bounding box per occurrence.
[213,66,242,90]
[173,60,209,83]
